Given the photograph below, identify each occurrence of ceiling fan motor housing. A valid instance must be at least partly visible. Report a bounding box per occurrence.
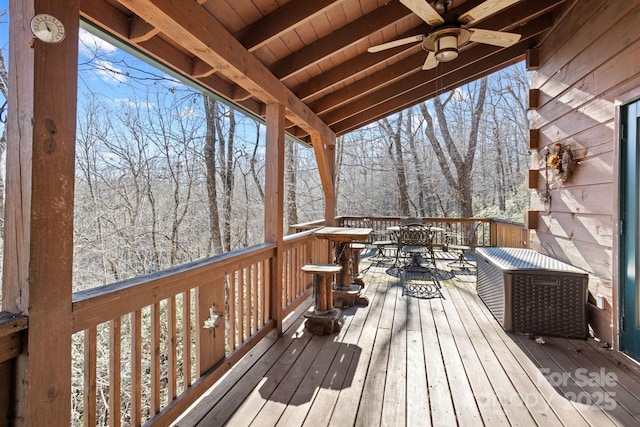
[422,26,471,62]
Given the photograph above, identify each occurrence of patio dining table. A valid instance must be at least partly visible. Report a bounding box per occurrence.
[388,225,444,266]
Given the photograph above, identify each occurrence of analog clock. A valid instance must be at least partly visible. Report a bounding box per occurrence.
[30,14,66,44]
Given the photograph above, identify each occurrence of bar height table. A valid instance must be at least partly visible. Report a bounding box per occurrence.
[314,226,372,307]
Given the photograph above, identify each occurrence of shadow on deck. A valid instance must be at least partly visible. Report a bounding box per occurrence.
[174,249,640,427]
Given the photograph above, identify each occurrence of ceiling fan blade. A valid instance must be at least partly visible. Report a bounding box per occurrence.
[368,34,427,53]
[469,29,521,47]
[400,0,445,26]
[459,0,520,24]
[422,51,438,70]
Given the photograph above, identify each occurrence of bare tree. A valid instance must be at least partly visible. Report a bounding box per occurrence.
[381,112,411,216]
[203,95,224,254]
[419,77,488,217]
[285,138,299,227]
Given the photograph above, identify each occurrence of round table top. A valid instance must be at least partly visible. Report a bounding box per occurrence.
[387,225,444,232]
[314,226,373,241]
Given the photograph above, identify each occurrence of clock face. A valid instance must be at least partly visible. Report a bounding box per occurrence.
[30,14,66,43]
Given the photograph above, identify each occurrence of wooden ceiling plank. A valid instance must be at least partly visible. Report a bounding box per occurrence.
[332,42,532,135]
[309,54,423,114]
[236,0,341,52]
[117,0,334,141]
[298,0,562,103]
[270,1,412,80]
[290,0,494,101]
[294,34,426,101]
[329,38,532,127]
[335,56,523,135]
[314,11,554,118]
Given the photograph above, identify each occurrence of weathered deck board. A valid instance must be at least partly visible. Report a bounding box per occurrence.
[175,251,640,427]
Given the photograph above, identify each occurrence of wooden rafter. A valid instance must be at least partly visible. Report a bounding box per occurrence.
[81,0,569,139]
[320,14,553,129]
[106,0,335,142]
[269,1,413,80]
[332,42,533,135]
[306,0,560,116]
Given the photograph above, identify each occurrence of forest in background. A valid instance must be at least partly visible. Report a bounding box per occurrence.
[0,24,530,296]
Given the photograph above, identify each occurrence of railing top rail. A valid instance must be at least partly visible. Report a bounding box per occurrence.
[72,242,276,333]
[0,312,28,338]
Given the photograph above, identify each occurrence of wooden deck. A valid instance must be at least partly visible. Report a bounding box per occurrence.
[174,251,640,427]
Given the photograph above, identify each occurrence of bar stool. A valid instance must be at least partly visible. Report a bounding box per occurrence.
[301,263,343,334]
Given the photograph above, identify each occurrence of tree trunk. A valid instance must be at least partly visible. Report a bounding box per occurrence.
[420,77,488,217]
[285,138,299,227]
[382,112,410,216]
[203,95,223,254]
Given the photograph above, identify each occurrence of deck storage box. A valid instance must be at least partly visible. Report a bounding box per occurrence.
[476,247,588,339]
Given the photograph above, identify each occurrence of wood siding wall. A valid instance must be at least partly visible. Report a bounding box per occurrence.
[528,0,640,344]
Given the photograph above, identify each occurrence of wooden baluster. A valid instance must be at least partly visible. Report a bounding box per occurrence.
[109,318,121,427]
[262,260,269,325]
[168,296,177,401]
[252,264,258,334]
[130,310,142,426]
[151,303,161,415]
[237,270,244,343]
[182,292,192,388]
[83,327,97,427]
[245,268,251,338]
[229,273,236,350]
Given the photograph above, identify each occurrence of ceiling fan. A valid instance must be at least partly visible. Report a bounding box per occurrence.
[368,0,522,70]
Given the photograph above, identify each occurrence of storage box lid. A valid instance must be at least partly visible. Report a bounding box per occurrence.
[476,247,587,274]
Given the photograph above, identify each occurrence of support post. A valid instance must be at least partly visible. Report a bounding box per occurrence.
[324,140,337,226]
[265,103,285,335]
[3,1,79,425]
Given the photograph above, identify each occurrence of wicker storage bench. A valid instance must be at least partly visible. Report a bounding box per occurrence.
[476,247,589,339]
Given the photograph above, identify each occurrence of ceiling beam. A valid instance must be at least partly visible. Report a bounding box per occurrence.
[116,0,334,141]
[294,37,426,101]
[313,11,554,117]
[326,37,538,127]
[289,0,488,99]
[236,0,341,52]
[332,41,534,135]
[270,1,413,80]
[297,0,563,103]
[81,2,265,121]
[129,14,159,42]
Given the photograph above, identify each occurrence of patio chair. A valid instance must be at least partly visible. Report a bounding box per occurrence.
[447,222,481,269]
[361,219,396,273]
[397,223,432,269]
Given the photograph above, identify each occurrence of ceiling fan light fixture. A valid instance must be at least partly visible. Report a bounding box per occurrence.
[435,34,458,62]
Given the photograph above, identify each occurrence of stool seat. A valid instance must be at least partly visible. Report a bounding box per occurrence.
[301,263,342,274]
[349,243,366,249]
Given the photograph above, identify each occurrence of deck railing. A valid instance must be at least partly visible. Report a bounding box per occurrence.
[70,230,324,426]
[337,216,528,249]
[2,216,525,425]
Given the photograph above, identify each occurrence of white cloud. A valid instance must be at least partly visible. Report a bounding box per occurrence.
[95,59,128,84]
[108,98,155,109]
[79,28,117,57]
